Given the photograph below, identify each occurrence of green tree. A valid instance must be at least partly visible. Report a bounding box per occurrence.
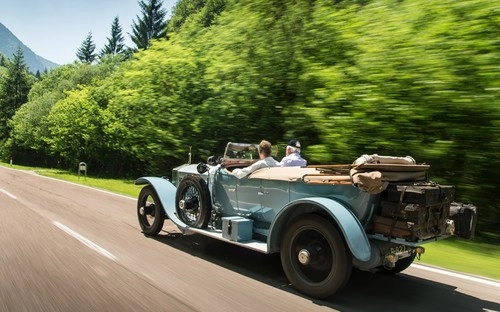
[168,0,208,32]
[104,44,207,174]
[7,62,121,169]
[0,53,7,67]
[0,47,33,142]
[100,16,126,57]
[76,32,97,63]
[45,88,106,168]
[130,0,168,50]
[6,92,57,166]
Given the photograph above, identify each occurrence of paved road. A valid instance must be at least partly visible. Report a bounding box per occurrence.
[1,166,499,312]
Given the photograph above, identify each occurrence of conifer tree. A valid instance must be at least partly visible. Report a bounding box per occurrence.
[0,47,33,140]
[76,32,97,63]
[130,0,168,50]
[0,54,6,67]
[100,16,126,56]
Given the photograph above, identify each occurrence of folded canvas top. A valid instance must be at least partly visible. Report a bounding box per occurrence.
[350,154,429,194]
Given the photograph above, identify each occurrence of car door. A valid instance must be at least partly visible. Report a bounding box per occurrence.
[236,177,290,224]
[213,168,239,215]
[258,179,289,223]
[235,176,261,215]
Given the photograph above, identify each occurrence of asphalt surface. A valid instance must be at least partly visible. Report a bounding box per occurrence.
[1,165,499,312]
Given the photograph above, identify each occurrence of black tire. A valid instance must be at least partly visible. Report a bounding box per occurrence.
[381,253,416,274]
[175,175,212,229]
[280,215,352,299]
[137,185,165,236]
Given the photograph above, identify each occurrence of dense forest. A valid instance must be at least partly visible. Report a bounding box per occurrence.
[0,0,498,233]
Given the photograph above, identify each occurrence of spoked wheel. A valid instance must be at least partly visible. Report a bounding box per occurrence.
[381,252,416,274]
[137,185,165,236]
[281,215,352,299]
[175,175,212,228]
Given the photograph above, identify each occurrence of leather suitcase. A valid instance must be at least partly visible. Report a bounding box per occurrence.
[372,214,448,241]
[380,200,446,225]
[386,183,455,206]
[449,202,477,239]
[371,215,413,239]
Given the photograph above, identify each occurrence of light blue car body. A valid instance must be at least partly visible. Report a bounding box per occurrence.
[135,144,460,298]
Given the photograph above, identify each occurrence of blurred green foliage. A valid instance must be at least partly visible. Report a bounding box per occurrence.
[1,0,499,232]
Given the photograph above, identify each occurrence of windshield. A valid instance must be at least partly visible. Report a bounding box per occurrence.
[223,142,259,160]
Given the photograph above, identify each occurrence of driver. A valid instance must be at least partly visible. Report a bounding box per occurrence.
[232,140,280,179]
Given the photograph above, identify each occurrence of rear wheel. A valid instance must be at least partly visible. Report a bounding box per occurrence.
[137,186,165,236]
[175,175,212,228]
[280,215,352,299]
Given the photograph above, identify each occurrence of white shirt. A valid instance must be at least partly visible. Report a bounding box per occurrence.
[280,152,307,167]
[232,156,281,179]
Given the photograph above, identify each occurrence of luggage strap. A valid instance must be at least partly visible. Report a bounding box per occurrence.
[388,185,407,241]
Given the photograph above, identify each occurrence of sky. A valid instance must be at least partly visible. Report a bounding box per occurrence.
[0,0,177,65]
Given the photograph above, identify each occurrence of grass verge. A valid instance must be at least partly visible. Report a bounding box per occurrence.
[417,235,500,280]
[2,163,499,281]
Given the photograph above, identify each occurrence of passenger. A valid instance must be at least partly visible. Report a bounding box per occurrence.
[232,140,280,179]
[280,139,307,167]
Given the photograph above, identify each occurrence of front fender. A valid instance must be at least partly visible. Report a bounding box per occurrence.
[135,177,188,230]
[269,197,371,262]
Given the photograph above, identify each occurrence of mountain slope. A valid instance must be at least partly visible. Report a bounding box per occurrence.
[0,22,58,73]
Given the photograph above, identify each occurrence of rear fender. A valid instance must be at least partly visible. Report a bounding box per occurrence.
[135,177,188,230]
[268,197,371,262]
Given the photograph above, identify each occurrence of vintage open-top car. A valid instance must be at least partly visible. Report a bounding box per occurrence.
[135,142,476,299]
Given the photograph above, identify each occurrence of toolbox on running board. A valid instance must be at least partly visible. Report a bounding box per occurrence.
[222,217,253,242]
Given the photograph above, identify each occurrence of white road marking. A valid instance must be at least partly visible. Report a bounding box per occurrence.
[411,263,500,288]
[52,221,117,262]
[0,188,17,199]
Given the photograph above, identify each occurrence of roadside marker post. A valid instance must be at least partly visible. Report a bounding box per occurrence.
[78,162,87,178]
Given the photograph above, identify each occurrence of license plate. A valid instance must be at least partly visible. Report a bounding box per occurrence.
[389,245,412,259]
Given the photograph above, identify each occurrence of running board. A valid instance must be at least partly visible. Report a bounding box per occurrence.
[185,227,269,254]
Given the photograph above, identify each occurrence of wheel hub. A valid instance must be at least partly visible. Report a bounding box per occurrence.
[179,199,186,210]
[298,249,311,265]
[179,197,199,212]
[141,204,154,216]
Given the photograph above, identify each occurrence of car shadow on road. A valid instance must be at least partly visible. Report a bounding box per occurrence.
[151,228,499,312]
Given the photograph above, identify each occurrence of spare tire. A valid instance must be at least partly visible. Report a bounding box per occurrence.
[175,175,212,229]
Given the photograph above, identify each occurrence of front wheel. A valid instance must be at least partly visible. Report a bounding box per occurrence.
[137,186,165,236]
[280,215,352,299]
